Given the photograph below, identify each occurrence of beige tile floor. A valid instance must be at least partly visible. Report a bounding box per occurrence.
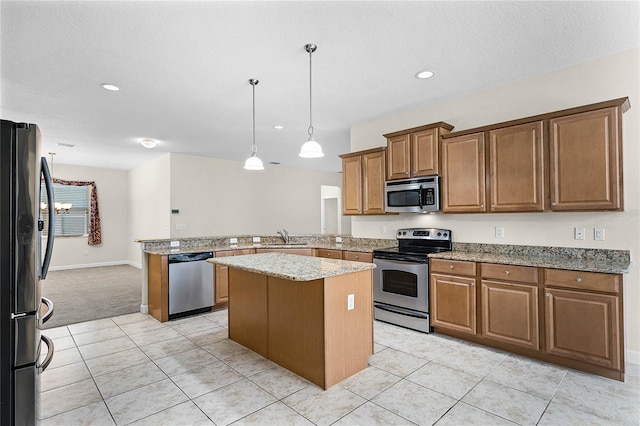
[38,310,640,426]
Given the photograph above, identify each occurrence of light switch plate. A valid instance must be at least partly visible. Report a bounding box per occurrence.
[347,294,355,311]
[175,224,187,231]
[594,228,605,241]
[170,240,180,248]
[574,227,586,240]
[495,226,505,238]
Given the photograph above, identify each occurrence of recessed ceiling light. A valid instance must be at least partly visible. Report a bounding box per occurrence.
[415,70,435,79]
[101,83,120,91]
[273,125,285,130]
[140,138,157,149]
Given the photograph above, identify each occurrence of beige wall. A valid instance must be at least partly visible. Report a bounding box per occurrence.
[127,153,172,264]
[46,164,130,269]
[350,48,640,362]
[168,153,342,237]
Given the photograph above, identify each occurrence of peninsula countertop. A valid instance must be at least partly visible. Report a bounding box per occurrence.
[208,252,376,281]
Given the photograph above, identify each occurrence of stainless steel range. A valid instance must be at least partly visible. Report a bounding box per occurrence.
[373,228,452,333]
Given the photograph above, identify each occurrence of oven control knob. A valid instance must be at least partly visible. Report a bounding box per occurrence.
[443,233,448,238]
[437,232,442,236]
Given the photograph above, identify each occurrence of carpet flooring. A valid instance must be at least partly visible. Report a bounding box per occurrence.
[39,265,141,329]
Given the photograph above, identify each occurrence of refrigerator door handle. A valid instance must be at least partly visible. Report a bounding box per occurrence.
[37,335,54,373]
[38,297,54,325]
[40,156,55,279]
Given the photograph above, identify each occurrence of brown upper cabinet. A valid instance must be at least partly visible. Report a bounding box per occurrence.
[549,106,623,211]
[441,132,486,213]
[441,97,628,213]
[489,121,545,212]
[339,147,387,215]
[384,122,454,180]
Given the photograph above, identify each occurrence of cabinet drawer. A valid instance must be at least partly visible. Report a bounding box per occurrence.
[430,259,476,276]
[544,269,620,294]
[343,251,373,263]
[215,249,255,258]
[481,263,539,284]
[316,249,343,259]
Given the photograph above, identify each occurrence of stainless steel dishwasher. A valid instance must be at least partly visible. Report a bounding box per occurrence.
[168,252,214,319]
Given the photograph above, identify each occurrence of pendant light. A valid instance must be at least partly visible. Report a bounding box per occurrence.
[299,43,324,158]
[244,78,264,170]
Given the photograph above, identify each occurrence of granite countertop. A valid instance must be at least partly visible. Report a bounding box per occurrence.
[429,244,632,275]
[207,252,376,281]
[142,241,393,256]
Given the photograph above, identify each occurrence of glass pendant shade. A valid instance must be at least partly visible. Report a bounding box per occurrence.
[299,137,324,158]
[244,152,264,170]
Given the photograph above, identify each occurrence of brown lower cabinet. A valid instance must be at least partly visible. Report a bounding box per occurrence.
[430,258,625,381]
[214,249,255,304]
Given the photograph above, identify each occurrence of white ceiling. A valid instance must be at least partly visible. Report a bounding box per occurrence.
[1,1,638,173]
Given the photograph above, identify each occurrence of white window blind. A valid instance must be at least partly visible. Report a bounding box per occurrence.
[41,183,90,237]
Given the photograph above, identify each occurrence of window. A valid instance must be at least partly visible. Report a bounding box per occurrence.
[41,183,90,237]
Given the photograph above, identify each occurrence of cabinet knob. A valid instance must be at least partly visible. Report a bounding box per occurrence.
[449,265,454,269]
[551,202,556,206]
[405,172,409,175]
[470,282,475,287]
[576,277,582,283]
[480,204,484,209]
[355,256,360,260]
[327,253,331,256]
[505,270,510,275]
[545,293,551,297]
[482,284,486,288]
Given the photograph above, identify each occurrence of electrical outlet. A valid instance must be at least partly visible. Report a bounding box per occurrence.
[335,236,342,243]
[380,225,386,234]
[574,227,585,240]
[495,226,505,238]
[252,236,261,243]
[170,240,180,248]
[83,250,89,256]
[347,294,355,310]
[175,223,187,231]
[594,228,605,241]
[230,237,238,244]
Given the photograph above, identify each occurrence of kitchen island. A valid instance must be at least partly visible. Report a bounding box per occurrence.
[208,252,375,389]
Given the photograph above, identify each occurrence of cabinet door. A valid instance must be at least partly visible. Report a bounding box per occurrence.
[441,133,486,213]
[489,121,544,212]
[386,134,411,180]
[412,128,439,177]
[430,273,477,335]
[215,249,254,304]
[549,107,622,211]
[545,288,620,369]
[214,264,229,304]
[342,155,362,215]
[362,150,386,214]
[481,280,539,350]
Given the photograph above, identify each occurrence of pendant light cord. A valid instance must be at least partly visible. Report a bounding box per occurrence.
[252,81,257,153]
[308,45,314,138]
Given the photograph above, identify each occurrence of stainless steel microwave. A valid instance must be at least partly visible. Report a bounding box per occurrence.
[385,176,440,213]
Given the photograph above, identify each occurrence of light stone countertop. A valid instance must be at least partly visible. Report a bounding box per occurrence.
[429,250,631,274]
[207,252,376,281]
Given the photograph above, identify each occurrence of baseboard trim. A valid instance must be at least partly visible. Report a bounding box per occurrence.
[627,349,640,365]
[49,261,142,271]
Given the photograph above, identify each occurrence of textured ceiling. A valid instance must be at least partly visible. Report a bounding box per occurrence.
[1,1,638,172]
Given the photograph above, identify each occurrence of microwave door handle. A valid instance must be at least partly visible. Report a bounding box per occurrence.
[418,185,423,209]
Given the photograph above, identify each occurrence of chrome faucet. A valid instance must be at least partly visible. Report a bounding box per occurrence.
[277,229,289,244]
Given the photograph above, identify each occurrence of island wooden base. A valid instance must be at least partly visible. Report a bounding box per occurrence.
[228,268,373,389]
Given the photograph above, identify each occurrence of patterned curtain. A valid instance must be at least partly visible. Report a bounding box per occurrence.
[52,178,102,245]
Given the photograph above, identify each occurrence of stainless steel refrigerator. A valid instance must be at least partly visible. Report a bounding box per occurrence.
[1,119,56,425]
